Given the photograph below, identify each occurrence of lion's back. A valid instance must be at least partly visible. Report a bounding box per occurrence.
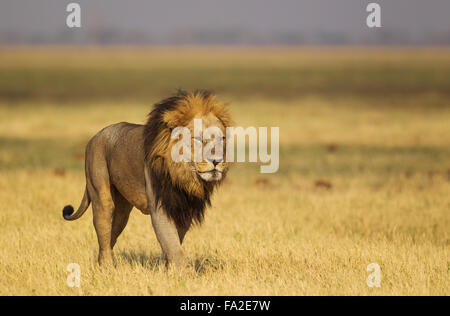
[98,122,141,144]
[84,121,149,212]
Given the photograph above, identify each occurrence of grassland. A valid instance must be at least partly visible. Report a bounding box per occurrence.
[0,48,449,295]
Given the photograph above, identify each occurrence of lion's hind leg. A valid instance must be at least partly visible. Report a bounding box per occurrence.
[91,183,132,267]
[110,187,133,250]
[86,147,116,266]
[90,184,115,266]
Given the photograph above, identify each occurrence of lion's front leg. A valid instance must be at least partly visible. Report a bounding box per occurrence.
[150,206,189,269]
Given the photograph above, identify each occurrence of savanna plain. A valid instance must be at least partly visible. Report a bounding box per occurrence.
[0,48,449,295]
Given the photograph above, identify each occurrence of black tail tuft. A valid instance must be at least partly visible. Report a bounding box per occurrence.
[63,205,75,219]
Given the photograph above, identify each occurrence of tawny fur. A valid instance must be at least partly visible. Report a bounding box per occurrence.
[63,90,231,268]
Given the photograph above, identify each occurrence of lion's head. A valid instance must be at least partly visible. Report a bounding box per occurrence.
[144,90,231,227]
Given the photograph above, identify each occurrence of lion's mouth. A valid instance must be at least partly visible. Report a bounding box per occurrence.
[197,170,223,182]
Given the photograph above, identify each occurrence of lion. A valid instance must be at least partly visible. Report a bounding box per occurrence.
[62,90,231,268]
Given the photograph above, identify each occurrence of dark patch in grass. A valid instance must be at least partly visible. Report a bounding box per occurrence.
[73,152,85,161]
[314,180,333,190]
[326,143,338,152]
[254,177,279,190]
[52,168,66,177]
[254,178,270,187]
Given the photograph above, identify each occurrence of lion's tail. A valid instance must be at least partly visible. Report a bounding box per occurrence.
[62,187,91,221]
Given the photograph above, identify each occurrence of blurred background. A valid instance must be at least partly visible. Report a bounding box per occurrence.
[0,0,450,102]
[2,0,450,46]
[0,1,449,295]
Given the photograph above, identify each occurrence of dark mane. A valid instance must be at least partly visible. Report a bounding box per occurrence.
[143,90,215,228]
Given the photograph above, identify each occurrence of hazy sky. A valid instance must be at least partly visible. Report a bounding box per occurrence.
[1,0,450,44]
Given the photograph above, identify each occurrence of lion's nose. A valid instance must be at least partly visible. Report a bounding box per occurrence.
[212,159,222,167]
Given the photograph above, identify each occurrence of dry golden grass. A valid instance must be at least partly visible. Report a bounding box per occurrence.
[0,48,449,295]
[0,97,449,296]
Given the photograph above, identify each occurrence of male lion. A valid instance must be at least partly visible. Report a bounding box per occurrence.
[62,90,231,268]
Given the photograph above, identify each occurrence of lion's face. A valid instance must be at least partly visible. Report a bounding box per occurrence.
[148,91,231,197]
[187,113,228,182]
[163,112,230,191]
